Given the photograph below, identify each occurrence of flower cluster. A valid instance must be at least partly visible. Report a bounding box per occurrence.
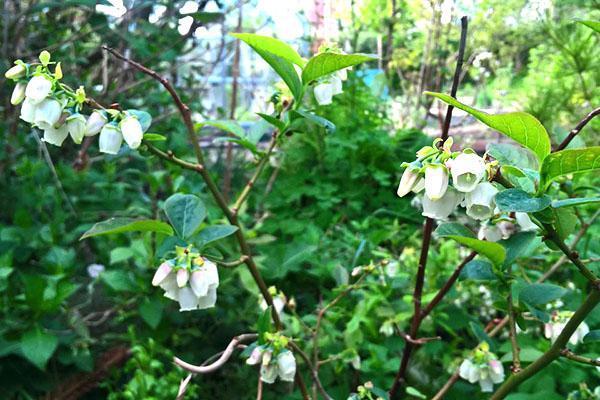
[397,137,538,239]
[5,51,148,154]
[544,310,590,345]
[459,342,505,392]
[245,333,296,384]
[152,245,219,312]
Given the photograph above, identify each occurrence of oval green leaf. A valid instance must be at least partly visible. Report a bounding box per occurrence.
[496,188,551,213]
[301,52,377,84]
[445,235,506,266]
[539,147,600,191]
[230,33,306,67]
[425,92,551,161]
[163,193,206,239]
[80,218,174,240]
[197,225,239,247]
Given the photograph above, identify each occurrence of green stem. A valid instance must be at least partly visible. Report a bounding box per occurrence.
[490,289,600,400]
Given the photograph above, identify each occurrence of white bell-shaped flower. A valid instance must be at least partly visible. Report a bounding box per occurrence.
[412,177,425,193]
[85,110,108,137]
[20,98,37,123]
[99,124,123,154]
[451,152,486,193]
[152,262,173,286]
[5,64,26,80]
[544,311,589,345]
[497,220,516,239]
[459,356,504,392]
[397,165,421,197]
[66,113,86,144]
[478,224,502,242]
[424,164,449,200]
[331,75,343,95]
[465,182,498,220]
[25,75,53,104]
[176,268,189,287]
[516,212,538,231]
[314,82,333,105]
[337,68,348,81]
[260,362,279,384]
[189,259,219,310]
[246,347,264,366]
[120,116,144,149]
[422,188,463,220]
[42,124,69,147]
[11,82,26,105]
[33,98,62,130]
[276,351,296,382]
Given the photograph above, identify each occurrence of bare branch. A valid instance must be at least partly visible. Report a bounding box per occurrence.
[173,333,257,374]
[555,107,600,151]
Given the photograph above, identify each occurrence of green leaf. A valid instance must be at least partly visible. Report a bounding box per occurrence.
[583,330,600,343]
[190,11,223,24]
[257,306,273,345]
[230,33,305,67]
[435,222,476,238]
[500,347,544,362]
[256,113,286,132]
[200,120,246,138]
[109,247,134,264]
[519,283,566,307]
[232,33,303,100]
[21,274,46,312]
[406,387,426,399]
[80,218,173,240]
[139,298,164,329]
[577,20,600,33]
[460,259,496,281]
[539,147,600,191]
[197,225,239,247]
[213,137,260,156]
[552,197,600,208]
[500,232,538,266]
[425,92,551,161]
[163,193,206,239]
[143,133,167,141]
[444,236,506,266]
[101,270,136,292]
[553,207,577,242]
[292,109,336,132]
[495,189,551,213]
[126,109,152,132]
[487,142,538,170]
[301,52,377,84]
[20,327,58,370]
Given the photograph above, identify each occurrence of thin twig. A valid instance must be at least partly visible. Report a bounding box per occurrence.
[440,16,468,142]
[232,132,278,215]
[560,349,600,367]
[215,255,249,268]
[507,289,521,372]
[289,341,334,400]
[145,142,203,172]
[555,107,600,151]
[420,251,476,319]
[174,333,257,374]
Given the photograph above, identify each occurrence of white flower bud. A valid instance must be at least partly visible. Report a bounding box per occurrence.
[42,124,69,147]
[99,124,123,154]
[451,152,486,192]
[66,113,86,144]
[85,111,108,137]
[314,83,333,105]
[424,164,449,200]
[34,99,62,130]
[277,351,296,382]
[5,64,26,80]
[25,75,53,104]
[246,347,263,366]
[421,188,462,220]
[515,212,538,231]
[338,68,348,81]
[465,182,498,220]
[260,363,278,384]
[120,116,143,149]
[152,262,173,286]
[412,177,425,193]
[20,98,37,123]
[11,82,26,105]
[397,165,421,197]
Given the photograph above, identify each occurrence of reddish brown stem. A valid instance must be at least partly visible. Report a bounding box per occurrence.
[555,107,600,151]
